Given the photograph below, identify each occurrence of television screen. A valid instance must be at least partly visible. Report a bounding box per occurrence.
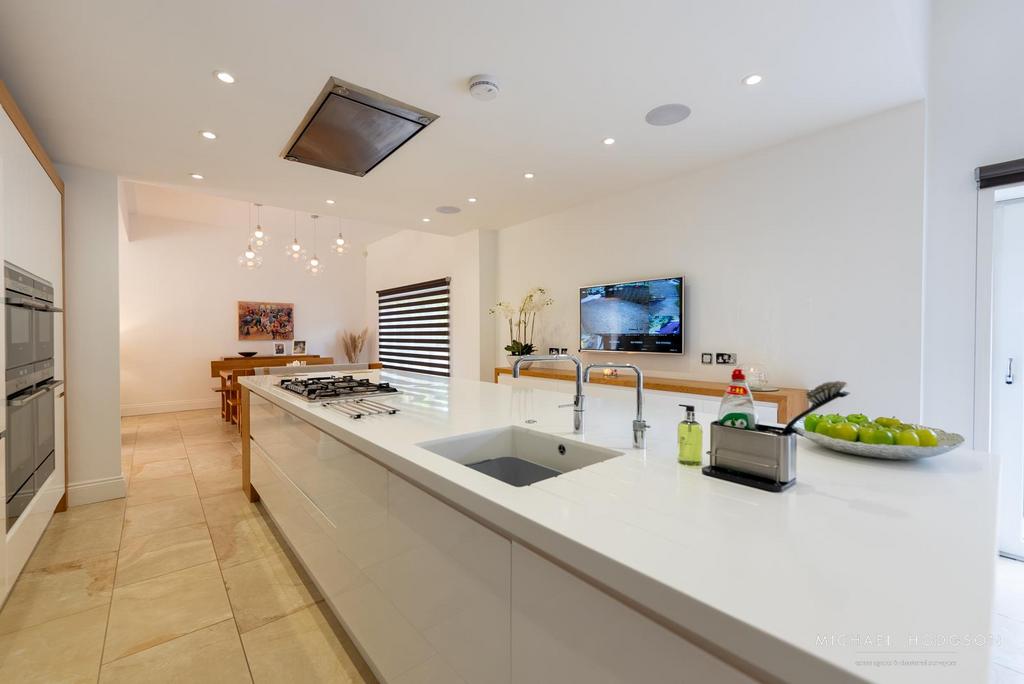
[579,277,683,353]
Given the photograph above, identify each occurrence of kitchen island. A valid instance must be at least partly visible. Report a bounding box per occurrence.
[239,369,998,684]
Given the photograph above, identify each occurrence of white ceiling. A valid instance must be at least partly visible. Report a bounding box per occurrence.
[0,0,927,236]
[120,180,399,250]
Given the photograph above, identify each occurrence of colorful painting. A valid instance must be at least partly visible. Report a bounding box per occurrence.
[238,301,294,340]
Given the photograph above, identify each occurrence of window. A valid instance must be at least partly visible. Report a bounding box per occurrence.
[377,277,450,377]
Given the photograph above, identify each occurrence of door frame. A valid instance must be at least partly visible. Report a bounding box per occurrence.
[974,186,995,453]
[977,184,1024,559]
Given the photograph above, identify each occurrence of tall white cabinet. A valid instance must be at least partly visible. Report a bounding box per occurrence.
[0,83,66,605]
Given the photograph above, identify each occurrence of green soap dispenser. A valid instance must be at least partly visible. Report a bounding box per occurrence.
[677,404,703,466]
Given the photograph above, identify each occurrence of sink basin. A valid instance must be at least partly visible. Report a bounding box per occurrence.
[418,426,622,486]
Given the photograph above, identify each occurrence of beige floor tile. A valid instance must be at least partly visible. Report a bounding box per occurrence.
[26,514,123,570]
[222,550,321,633]
[0,553,116,635]
[208,515,285,568]
[137,413,179,425]
[194,468,244,499]
[99,619,251,683]
[116,523,215,587]
[49,498,125,529]
[242,603,372,684]
[127,472,199,507]
[183,432,237,448]
[123,496,205,541]
[132,444,188,465]
[201,491,261,527]
[0,605,109,683]
[188,443,241,470]
[131,457,192,482]
[104,561,232,662]
[175,408,221,421]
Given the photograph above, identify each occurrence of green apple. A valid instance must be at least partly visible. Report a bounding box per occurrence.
[870,428,896,445]
[875,416,901,428]
[831,422,859,442]
[896,429,921,447]
[858,423,878,443]
[824,413,843,424]
[915,428,939,447]
[803,413,822,433]
[846,413,869,425]
[815,420,833,436]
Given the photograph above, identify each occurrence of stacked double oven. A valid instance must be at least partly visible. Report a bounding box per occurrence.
[5,262,62,529]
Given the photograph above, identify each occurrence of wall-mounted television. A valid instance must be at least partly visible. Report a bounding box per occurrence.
[579,277,683,354]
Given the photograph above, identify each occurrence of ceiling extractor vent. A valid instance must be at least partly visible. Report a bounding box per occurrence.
[282,77,438,177]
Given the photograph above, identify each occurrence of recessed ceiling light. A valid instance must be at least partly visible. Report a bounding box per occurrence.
[214,71,235,84]
[325,199,335,205]
[436,206,461,214]
[603,137,616,145]
[421,217,431,222]
[523,172,535,179]
[190,173,204,180]
[742,74,763,86]
[200,130,217,140]
[644,103,692,126]
[467,197,478,203]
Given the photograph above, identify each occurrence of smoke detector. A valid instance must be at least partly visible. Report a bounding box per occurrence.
[468,74,500,101]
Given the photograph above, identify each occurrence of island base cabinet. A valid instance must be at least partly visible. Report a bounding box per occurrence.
[510,543,755,684]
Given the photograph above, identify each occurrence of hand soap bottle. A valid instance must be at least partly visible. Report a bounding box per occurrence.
[677,404,703,466]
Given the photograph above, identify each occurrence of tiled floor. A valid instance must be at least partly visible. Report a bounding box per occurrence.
[0,408,377,683]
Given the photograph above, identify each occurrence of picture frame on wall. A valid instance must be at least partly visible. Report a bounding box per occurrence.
[292,340,307,355]
[273,342,286,356]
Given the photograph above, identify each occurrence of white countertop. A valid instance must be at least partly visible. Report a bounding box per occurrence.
[241,369,999,684]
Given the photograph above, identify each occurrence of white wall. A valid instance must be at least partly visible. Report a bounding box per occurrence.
[119,203,367,414]
[922,0,1024,441]
[365,229,495,381]
[59,164,125,504]
[495,103,926,419]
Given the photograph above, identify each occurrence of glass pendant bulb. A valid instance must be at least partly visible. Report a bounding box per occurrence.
[249,203,271,251]
[237,243,263,269]
[285,210,304,261]
[332,232,346,255]
[305,215,324,275]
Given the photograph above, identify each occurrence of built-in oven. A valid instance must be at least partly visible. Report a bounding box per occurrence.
[4,262,61,530]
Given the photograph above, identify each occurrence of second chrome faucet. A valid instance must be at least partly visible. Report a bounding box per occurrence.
[511,354,649,449]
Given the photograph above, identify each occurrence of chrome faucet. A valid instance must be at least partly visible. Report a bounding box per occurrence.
[584,363,649,449]
[512,354,585,433]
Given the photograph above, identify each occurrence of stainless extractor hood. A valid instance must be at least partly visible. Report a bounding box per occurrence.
[282,77,439,177]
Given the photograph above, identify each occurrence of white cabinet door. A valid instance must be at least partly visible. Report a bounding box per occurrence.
[365,475,510,684]
[510,543,754,684]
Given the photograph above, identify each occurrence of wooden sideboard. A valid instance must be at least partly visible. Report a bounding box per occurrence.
[210,354,326,377]
[494,366,808,423]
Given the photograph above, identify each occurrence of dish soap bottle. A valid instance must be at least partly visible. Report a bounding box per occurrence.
[718,368,757,430]
[677,404,703,466]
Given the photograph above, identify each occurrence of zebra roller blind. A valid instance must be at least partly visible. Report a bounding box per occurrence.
[377,277,451,377]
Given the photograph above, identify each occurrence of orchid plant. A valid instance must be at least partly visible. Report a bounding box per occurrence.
[489,287,554,356]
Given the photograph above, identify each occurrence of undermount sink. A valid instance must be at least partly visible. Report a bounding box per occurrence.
[418,426,622,487]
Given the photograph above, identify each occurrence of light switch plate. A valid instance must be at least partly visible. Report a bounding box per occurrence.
[701,353,713,365]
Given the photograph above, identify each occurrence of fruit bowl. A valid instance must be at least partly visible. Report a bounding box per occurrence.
[796,426,964,460]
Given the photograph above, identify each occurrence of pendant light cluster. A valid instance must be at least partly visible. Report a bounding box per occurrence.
[238,203,347,274]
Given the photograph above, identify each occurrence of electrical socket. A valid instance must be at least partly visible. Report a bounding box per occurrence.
[715,352,737,365]
[701,353,713,365]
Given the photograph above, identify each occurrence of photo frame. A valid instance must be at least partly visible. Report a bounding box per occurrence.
[292,340,307,355]
[273,342,286,356]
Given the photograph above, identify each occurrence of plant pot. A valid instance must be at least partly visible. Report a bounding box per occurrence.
[507,355,532,370]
